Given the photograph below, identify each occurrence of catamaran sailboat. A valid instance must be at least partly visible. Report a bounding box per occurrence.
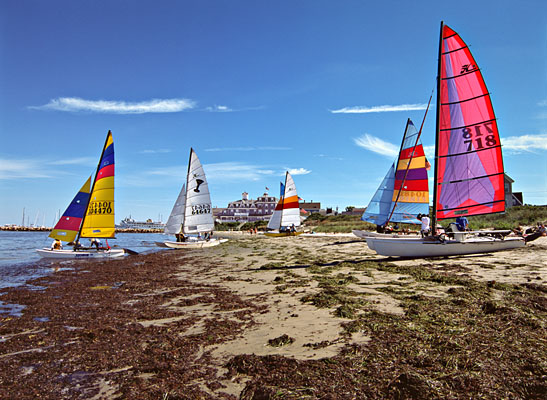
[353,118,430,240]
[264,171,303,237]
[37,131,125,259]
[156,148,227,249]
[364,22,525,257]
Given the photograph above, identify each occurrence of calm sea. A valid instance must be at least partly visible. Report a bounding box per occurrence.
[0,230,166,290]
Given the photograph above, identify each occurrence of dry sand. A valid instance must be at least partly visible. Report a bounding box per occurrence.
[0,233,545,398]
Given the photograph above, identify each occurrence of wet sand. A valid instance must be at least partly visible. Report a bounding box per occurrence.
[1,234,546,399]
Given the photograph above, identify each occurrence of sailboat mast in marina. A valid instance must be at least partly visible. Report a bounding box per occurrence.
[362,22,525,257]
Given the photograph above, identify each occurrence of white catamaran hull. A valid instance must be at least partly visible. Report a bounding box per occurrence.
[155,238,228,249]
[36,248,125,259]
[365,236,525,258]
[352,230,419,239]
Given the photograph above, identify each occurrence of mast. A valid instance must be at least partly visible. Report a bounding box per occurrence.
[385,118,412,226]
[432,21,444,234]
[279,171,288,229]
[75,131,112,244]
[183,148,193,234]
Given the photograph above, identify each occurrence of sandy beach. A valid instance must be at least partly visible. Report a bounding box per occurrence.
[1,234,546,399]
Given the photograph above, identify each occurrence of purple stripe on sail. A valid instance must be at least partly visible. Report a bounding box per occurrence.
[395,168,427,181]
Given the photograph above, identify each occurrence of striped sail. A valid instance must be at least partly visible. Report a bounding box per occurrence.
[435,24,505,220]
[279,172,301,228]
[390,120,430,224]
[49,176,91,242]
[164,184,186,235]
[80,131,116,238]
[362,119,429,226]
[183,149,214,234]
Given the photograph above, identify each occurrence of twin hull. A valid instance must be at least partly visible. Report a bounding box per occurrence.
[36,248,125,259]
[364,236,525,257]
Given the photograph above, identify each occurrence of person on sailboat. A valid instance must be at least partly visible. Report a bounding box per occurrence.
[51,239,62,250]
[455,216,469,232]
[420,214,431,237]
[91,238,101,250]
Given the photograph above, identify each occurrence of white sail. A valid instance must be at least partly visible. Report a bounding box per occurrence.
[279,172,300,228]
[267,201,283,230]
[183,149,214,234]
[164,184,186,234]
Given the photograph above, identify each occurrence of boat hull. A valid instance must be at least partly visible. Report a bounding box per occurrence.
[365,236,525,258]
[36,248,126,259]
[155,238,228,249]
[264,231,304,237]
[352,230,419,239]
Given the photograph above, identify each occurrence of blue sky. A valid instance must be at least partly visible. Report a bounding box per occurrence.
[1,0,546,226]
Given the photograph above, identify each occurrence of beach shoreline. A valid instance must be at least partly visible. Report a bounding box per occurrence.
[1,235,546,398]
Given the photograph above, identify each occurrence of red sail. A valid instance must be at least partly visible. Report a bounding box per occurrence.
[435,25,505,220]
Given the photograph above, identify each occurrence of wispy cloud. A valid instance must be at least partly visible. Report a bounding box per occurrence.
[353,134,399,158]
[47,157,96,166]
[204,146,291,152]
[330,103,429,114]
[502,133,547,154]
[144,162,276,183]
[0,158,52,180]
[205,105,233,112]
[139,149,172,154]
[539,100,547,107]
[315,154,344,161]
[30,97,196,114]
[287,168,311,175]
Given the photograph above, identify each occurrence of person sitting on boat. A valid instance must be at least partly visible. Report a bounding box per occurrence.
[290,224,296,233]
[376,225,385,233]
[455,216,469,231]
[73,240,82,250]
[420,214,431,237]
[51,239,62,250]
[90,238,101,250]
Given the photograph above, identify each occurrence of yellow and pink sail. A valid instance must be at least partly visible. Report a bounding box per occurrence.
[49,131,116,243]
[434,24,505,222]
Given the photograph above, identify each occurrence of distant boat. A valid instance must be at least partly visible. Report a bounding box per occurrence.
[156,148,227,249]
[37,131,125,259]
[364,22,525,257]
[353,118,430,239]
[117,216,165,230]
[265,171,303,237]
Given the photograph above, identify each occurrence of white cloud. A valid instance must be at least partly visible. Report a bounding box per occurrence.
[144,161,276,183]
[287,168,311,175]
[353,134,399,158]
[31,97,196,114]
[0,158,52,179]
[502,133,547,153]
[205,105,233,112]
[539,100,547,107]
[47,157,96,166]
[139,149,172,154]
[330,103,429,114]
[204,146,291,152]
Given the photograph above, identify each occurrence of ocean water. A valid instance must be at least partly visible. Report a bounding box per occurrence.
[0,230,166,290]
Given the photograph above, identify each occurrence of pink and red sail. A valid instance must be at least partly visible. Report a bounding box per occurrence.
[435,24,505,220]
